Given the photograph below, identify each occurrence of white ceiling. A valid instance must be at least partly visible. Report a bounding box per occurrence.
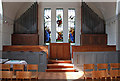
[3,2,24,20]
[2,2,117,21]
[2,0,117,2]
[92,2,116,20]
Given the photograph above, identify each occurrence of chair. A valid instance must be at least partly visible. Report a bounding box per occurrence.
[110,63,120,70]
[92,70,107,81]
[27,64,38,72]
[110,70,120,81]
[84,64,95,71]
[27,64,38,79]
[84,64,95,79]
[13,64,24,73]
[0,71,13,80]
[97,63,108,74]
[0,64,11,71]
[16,71,32,81]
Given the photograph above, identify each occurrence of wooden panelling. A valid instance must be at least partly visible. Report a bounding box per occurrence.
[80,34,107,46]
[50,43,70,60]
[50,45,57,59]
[72,45,116,58]
[12,34,39,45]
[63,46,70,59]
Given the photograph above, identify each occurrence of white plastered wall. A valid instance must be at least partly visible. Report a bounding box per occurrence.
[2,19,13,45]
[106,18,117,45]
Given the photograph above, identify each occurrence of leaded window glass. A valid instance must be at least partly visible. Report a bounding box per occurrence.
[56,8,63,42]
[68,8,75,43]
[44,8,51,43]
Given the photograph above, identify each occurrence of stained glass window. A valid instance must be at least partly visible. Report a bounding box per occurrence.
[44,8,51,43]
[68,8,75,43]
[56,8,63,42]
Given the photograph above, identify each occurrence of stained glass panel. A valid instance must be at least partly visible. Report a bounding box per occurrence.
[44,8,51,43]
[68,9,75,43]
[56,8,63,42]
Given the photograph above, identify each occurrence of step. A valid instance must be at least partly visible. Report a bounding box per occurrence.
[48,60,72,64]
[47,64,74,69]
[46,68,76,72]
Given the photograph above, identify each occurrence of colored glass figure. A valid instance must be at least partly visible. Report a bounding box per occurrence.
[44,8,51,43]
[56,9,63,42]
[68,9,75,43]
[57,32,63,40]
[45,27,51,42]
[57,14,62,27]
[69,28,75,43]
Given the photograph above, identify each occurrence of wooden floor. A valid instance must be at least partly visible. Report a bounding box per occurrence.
[1,72,117,81]
[36,72,112,81]
[37,72,115,81]
[38,72,84,80]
